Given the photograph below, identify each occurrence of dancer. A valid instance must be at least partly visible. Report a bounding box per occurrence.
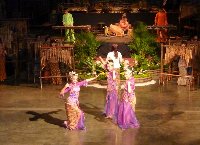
[59,71,98,130]
[98,56,119,119]
[104,60,118,119]
[116,68,140,129]
[62,9,75,43]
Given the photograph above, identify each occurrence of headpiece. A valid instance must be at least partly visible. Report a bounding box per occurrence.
[69,71,78,78]
[124,59,129,65]
[125,68,133,76]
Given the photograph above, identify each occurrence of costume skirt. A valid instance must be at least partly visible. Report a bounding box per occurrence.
[64,103,85,130]
[104,91,118,118]
[116,101,140,129]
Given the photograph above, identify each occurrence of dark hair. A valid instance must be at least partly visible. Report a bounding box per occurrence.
[111,44,118,59]
[64,9,69,13]
[122,16,126,19]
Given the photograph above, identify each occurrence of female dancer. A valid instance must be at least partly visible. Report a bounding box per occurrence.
[116,68,140,129]
[60,71,97,130]
[104,60,118,119]
[98,56,119,119]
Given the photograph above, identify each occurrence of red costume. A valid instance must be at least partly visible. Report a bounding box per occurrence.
[154,9,168,42]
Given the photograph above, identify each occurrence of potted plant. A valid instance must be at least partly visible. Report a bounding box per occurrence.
[128,21,160,75]
[74,32,101,74]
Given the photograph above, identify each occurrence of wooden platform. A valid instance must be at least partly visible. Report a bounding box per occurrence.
[96,34,132,43]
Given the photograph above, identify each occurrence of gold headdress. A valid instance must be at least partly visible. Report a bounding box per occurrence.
[125,68,133,76]
[69,71,78,78]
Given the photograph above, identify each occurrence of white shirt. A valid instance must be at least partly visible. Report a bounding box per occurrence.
[106,51,123,69]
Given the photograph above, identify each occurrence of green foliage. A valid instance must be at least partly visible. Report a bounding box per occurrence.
[78,72,94,80]
[74,32,101,72]
[134,73,151,78]
[95,62,105,75]
[97,72,107,81]
[128,21,160,72]
[120,71,126,80]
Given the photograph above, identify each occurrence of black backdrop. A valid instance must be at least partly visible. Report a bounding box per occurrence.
[56,12,179,27]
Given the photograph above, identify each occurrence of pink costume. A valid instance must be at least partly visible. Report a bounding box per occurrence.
[63,80,88,130]
[116,77,140,129]
[104,70,118,119]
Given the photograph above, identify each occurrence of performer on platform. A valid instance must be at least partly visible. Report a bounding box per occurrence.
[59,71,98,130]
[115,68,140,129]
[154,8,168,42]
[0,38,7,82]
[62,9,75,43]
[107,13,131,36]
[119,13,130,35]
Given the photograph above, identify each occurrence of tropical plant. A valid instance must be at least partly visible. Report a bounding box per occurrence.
[74,32,101,73]
[128,21,160,72]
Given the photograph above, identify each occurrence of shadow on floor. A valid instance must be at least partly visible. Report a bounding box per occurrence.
[26,109,65,128]
[159,103,184,125]
[80,103,107,123]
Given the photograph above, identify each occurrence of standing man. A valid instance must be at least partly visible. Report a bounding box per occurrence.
[154,8,168,42]
[62,9,75,43]
[106,44,123,93]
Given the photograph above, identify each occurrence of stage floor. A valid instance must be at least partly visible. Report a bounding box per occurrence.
[0,81,200,145]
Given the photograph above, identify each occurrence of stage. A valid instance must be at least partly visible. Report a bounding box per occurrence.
[0,81,200,145]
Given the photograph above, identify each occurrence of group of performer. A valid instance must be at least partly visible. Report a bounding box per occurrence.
[62,10,132,39]
[59,44,140,130]
[62,7,169,42]
[0,8,171,130]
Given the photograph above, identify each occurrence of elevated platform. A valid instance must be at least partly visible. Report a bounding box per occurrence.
[96,34,132,44]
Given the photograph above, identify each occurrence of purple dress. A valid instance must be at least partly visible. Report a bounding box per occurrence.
[63,80,87,130]
[104,71,118,118]
[116,77,140,129]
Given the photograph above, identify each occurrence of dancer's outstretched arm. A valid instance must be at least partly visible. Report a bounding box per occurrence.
[60,83,69,96]
[86,75,99,82]
[99,56,106,65]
